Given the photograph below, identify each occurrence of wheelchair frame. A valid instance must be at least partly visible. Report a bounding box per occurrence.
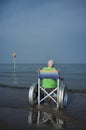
[28,70,68,109]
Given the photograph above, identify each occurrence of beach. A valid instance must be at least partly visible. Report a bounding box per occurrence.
[0,64,86,130]
[0,85,86,130]
[0,0,86,129]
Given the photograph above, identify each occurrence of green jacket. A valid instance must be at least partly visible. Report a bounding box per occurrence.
[42,67,57,88]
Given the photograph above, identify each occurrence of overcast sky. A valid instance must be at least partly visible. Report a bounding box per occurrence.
[0,0,86,64]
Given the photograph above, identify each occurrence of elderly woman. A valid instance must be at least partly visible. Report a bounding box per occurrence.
[42,59,58,89]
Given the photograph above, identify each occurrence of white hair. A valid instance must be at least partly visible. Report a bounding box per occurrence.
[48,59,54,67]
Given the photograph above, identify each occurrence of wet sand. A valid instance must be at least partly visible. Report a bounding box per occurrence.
[0,86,86,130]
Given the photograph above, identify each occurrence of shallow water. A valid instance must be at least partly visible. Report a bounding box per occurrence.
[0,86,86,130]
[0,64,86,130]
[0,64,86,89]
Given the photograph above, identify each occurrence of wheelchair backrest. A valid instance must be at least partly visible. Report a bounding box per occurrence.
[38,70,59,79]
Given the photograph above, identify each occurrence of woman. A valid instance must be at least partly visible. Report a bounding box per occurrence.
[42,59,59,89]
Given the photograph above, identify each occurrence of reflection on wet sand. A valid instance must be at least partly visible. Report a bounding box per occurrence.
[28,107,65,129]
[13,72,17,85]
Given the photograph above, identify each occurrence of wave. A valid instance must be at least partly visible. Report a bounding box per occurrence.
[68,89,86,94]
[0,83,29,89]
[0,83,86,94]
[0,104,28,110]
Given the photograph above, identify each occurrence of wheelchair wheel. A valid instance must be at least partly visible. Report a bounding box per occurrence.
[28,83,38,105]
[59,83,68,108]
[28,83,44,106]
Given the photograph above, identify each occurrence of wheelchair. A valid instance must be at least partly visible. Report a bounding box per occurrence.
[28,70,68,109]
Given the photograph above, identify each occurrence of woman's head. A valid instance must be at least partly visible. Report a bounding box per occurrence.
[48,59,55,67]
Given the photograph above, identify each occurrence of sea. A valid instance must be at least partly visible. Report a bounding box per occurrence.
[0,63,86,89]
[0,64,86,130]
